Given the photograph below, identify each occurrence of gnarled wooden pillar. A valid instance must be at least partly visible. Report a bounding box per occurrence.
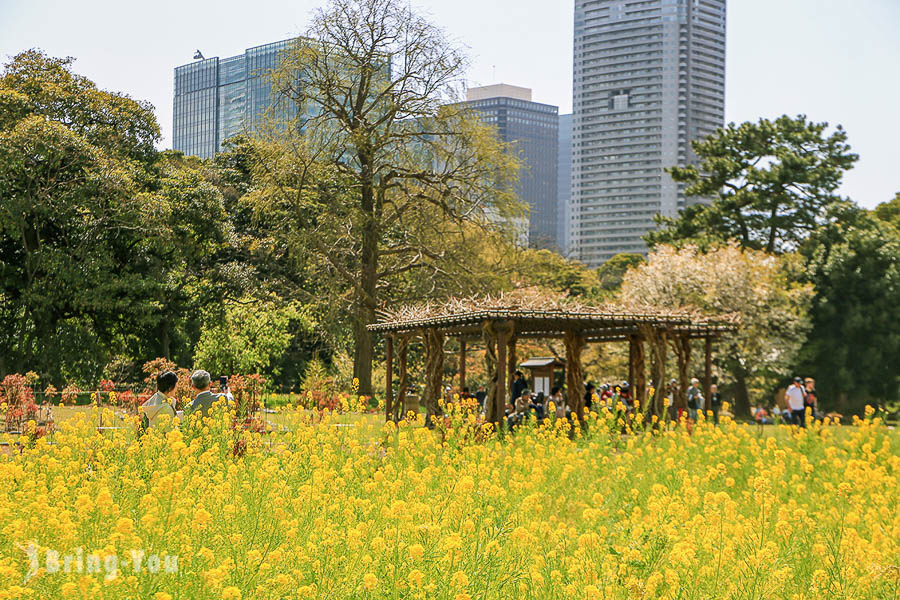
[396,336,409,420]
[385,335,393,422]
[671,333,691,411]
[704,336,713,411]
[646,326,667,418]
[482,321,500,425]
[497,326,509,426]
[564,330,586,421]
[628,336,636,391]
[459,339,467,393]
[507,335,518,398]
[422,329,445,425]
[630,334,647,409]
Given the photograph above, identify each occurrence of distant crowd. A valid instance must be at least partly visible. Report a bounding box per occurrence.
[753,377,820,427]
[452,371,725,430]
[448,371,825,431]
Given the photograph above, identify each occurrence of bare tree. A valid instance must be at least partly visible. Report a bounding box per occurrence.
[253,0,522,395]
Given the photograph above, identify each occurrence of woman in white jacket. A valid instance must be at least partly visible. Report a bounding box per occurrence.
[141,371,177,429]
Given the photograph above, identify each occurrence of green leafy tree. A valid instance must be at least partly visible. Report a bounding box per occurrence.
[648,115,858,253]
[249,0,522,395]
[798,207,900,412]
[131,151,243,364]
[872,191,900,230]
[0,51,159,382]
[193,296,315,378]
[596,253,645,294]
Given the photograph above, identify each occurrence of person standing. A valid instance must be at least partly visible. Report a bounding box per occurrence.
[804,378,818,421]
[584,383,597,413]
[665,379,680,422]
[548,386,566,418]
[785,377,807,427]
[709,383,722,425]
[686,378,704,422]
[475,385,487,410]
[511,371,527,407]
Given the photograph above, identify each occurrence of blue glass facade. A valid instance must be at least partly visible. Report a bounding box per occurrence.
[173,39,298,158]
[558,114,573,255]
[465,95,560,250]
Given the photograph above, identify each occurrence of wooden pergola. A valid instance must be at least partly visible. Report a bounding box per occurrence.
[368,296,735,426]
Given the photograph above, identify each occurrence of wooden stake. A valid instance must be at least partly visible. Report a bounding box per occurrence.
[397,336,409,420]
[459,339,467,393]
[507,335,517,397]
[497,326,508,428]
[385,335,393,422]
[704,336,713,413]
[564,330,586,420]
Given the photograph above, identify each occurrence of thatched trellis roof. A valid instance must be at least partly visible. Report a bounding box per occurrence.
[369,289,737,340]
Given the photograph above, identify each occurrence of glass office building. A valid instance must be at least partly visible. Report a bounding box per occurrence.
[173,39,298,158]
[464,84,560,250]
[572,0,726,265]
[558,113,573,255]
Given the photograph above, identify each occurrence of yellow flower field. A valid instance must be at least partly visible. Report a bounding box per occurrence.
[0,406,897,599]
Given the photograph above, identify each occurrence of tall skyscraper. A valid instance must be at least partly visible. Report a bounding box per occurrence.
[572,0,726,266]
[173,39,297,159]
[558,113,573,255]
[464,84,560,249]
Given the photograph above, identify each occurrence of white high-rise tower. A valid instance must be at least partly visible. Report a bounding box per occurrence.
[572,0,726,266]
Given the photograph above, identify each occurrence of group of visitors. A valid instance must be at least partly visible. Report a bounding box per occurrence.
[504,372,642,430]
[437,371,823,430]
[752,377,818,427]
[661,378,723,424]
[782,376,819,426]
[140,369,233,429]
[503,371,560,429]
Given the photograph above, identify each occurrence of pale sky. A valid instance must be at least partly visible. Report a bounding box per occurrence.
[1,0,898,208]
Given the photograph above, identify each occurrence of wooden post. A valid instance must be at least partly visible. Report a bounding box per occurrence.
[628,336,636,390]
[672,333,690,411]
[564,330,586,421]
[496,326,508,428]
[482,322,499,424]
[385,335,393,422]
[459,339,467,393]
[397,336,409,420]
[650,329,667,418]
[704,336,713,414]
[423,329,445,425]
[507,335,517,397]
[630,334,646,409]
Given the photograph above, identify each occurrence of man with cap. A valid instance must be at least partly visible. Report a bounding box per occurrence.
[687,378,704,422]
[784,377,807,427]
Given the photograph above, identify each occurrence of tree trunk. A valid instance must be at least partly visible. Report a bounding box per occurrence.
[733,368,751,417]
[354,150,379,398]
